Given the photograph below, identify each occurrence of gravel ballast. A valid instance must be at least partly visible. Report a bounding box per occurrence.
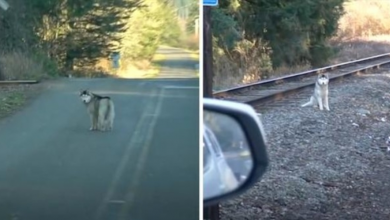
[221,72,390,220]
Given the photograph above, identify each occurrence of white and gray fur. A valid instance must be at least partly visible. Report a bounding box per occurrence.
[79,90,115,131]
[301,73,330,111]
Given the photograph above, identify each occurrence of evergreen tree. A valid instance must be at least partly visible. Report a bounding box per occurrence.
[212,0,345,68]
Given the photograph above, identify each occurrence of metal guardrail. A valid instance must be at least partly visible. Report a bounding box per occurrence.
[0,80,39,85]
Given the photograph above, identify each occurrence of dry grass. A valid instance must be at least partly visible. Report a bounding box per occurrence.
[0,90,25,118]
[0,51,49,81]
[94,58,112,73]
[71,58,117,78]
[336,0,390,41]
[330,0,390,63]
[115,54,163,79]
[70,68,112,78]
[71,55,163,79]
[269,64,311,78]
[181,34,199,52]
[68,35,198,79]
[213,62,310,91]
[213,39,273,90]
[330,36,390,64]
[213,38,313,91]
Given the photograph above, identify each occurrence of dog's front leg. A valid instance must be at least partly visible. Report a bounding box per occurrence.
[89,115,95,131]
[324,93,330,111]
[318,97,324,111]
[92,114,99,131]
[301,96,314,107]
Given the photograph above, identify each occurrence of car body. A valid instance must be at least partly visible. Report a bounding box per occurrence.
[203,124,239,199]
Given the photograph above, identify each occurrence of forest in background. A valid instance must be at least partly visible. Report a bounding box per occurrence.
[211,0,390,90]
[0,0,199,80]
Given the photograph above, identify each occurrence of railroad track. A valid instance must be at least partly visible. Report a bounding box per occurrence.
[213,53,390,107]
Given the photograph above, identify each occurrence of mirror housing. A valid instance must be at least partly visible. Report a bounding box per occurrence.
[203,98,269,207]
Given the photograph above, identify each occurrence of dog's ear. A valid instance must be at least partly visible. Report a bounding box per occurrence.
[324,72,329,78]
[79,89,88,95]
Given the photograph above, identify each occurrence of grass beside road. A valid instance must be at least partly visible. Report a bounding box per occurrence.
[181,48,199,61]
[0,84,43,120]
[147,53,166,78]
[115,53,165,79]
[117,45,199,78]
[0,90,26,119]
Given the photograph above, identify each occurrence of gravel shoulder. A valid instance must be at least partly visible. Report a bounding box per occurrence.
[221,71,390,220]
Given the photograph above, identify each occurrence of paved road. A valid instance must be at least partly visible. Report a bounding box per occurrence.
[0,52,199,219]
[155,46,199,78]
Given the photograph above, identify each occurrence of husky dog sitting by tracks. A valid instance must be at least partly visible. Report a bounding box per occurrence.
[79,90,115,131]
[301,73,330,111]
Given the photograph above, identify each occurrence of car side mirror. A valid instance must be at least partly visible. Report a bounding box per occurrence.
[203,98,269,207]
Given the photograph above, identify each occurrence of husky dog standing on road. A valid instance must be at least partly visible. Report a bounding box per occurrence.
[79,90,115,131]
[301,73,330,111]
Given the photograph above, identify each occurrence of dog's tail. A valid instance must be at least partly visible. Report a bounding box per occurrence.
[301,96,314,107]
